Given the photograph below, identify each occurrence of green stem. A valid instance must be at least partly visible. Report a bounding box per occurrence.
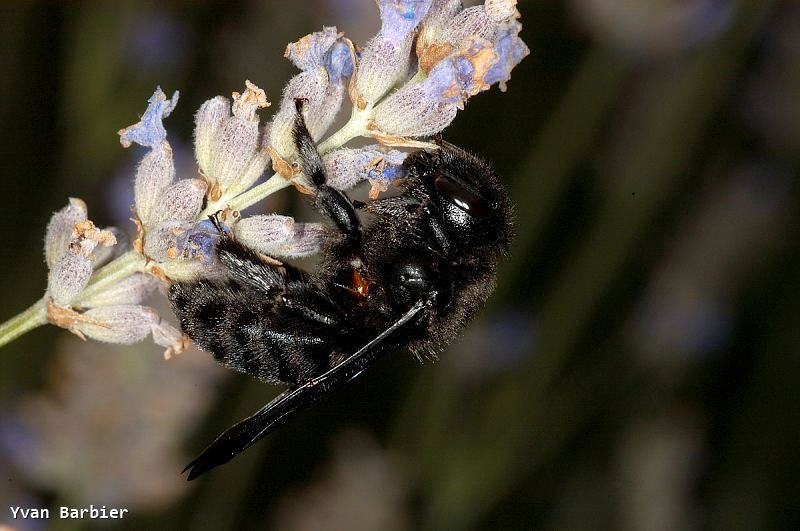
[0,251,147,350]
[316,108,371,155]
[0,296,48,348]
[205,173,291,217]
[202,109,372,218]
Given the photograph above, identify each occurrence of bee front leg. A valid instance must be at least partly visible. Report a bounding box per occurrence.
[292,99,362,245]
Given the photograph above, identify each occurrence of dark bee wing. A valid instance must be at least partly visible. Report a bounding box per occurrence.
[183,296,433,480]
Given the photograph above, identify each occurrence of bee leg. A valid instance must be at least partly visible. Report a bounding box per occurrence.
[214,234,306,295]
[292,99,362,245]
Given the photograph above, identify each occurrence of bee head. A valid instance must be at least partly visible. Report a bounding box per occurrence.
[405,143,514,255]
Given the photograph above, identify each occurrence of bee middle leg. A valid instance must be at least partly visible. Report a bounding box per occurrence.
[292,99,362,245]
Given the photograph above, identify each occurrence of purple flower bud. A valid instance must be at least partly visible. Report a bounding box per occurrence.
[417,0,527,78]
[323,146,408,190]
[75,305,160,345]
[174,219,227,263]
[379,0,434,41]
[234,215,327,258]
[133,143,176,224]
[44,198,87,268]
[118,87,179,149]
[356,0,433,106]
[79,272,160,308]
[143,219,230,271]
[146,178,207,226]
[327,40,355,80]
[48,251,93,306]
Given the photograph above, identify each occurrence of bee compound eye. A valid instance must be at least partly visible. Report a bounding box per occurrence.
[434,174,491,218]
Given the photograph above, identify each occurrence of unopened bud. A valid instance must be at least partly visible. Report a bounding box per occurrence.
[44,198,87,268]
[134,143,176,223]
[48,251,93,306]
[194,96,230,176]
[79,272,160,308]
[209,82,269,192]
[146,178,208,226]
[234,215,327,258]
[74,305,160,344]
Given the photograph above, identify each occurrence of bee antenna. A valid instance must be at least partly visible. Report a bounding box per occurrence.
[208,211,226,234]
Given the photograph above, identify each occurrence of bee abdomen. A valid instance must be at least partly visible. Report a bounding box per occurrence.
[169,281,332,384]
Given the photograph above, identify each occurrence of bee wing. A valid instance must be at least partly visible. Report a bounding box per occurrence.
[183,296,433,480]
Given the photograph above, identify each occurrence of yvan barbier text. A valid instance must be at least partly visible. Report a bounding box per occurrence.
[8,505,129,520]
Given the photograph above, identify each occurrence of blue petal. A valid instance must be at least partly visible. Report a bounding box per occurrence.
[365,149,408,182]
[119,87,179,149]
[285,27,354,83]
[377,0,433,43]
[484,22,529,87]
[285,27,340,72]
[424,57,464,105]
[174,219,228,263]
[327,40,354,80]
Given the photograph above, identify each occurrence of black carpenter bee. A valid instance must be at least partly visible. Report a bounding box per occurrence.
[169,100,513,480]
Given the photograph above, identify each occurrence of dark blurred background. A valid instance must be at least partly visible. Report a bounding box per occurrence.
[1,1,799,530]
